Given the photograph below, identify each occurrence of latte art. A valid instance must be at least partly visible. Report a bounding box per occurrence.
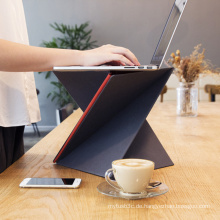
[113,159,153,168]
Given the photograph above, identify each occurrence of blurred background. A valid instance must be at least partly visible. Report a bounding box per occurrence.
[23,0,220,128]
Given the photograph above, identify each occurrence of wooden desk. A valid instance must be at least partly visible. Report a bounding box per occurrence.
[0,103,219,219]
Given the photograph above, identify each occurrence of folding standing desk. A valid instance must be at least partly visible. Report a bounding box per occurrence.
[53,68,174,177]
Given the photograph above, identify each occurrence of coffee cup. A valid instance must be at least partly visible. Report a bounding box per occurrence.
[105,158,154,194]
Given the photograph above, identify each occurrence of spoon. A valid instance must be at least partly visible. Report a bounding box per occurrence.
[109,176,162,189]
[147,181,162,189]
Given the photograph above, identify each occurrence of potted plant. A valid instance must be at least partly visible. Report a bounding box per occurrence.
[168,44,220,116]
[39,22,97,124]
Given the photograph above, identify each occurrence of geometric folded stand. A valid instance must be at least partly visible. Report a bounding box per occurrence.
[53,68,174,177]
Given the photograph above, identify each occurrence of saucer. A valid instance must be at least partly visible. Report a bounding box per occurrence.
[97,181,169,200]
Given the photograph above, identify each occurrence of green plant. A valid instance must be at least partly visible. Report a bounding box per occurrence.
[39,22,97,108]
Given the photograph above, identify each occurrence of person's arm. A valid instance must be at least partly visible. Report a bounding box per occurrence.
[0,39,140,72]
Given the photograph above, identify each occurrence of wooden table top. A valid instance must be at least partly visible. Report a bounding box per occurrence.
[0,102,219,219]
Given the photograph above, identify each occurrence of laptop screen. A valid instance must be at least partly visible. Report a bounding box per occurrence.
[150,0,187,67]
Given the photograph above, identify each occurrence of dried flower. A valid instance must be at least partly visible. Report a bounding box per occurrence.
[168,44,220,82]
[171,52,175,59]
[176,49,180,56]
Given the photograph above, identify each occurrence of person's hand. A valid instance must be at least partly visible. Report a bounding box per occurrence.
[80,44,140,66]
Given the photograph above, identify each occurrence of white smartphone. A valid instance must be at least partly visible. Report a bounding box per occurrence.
[19,178,81,189]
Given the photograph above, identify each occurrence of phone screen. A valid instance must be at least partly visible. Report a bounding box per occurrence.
[26,178,76,186]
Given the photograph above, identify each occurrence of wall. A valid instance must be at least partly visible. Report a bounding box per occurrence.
[23,0,220,126]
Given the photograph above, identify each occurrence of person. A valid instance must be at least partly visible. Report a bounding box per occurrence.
[0,1,140,173]
[0,39,140,72]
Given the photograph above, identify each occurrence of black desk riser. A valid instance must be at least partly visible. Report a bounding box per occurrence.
[53,68,174,177]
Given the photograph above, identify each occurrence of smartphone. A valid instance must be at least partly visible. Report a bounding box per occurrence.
[19,178,81,188]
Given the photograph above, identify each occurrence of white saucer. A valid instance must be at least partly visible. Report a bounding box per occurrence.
[97,181,168,200]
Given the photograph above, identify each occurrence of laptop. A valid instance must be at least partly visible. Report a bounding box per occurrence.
[53,0,188,72]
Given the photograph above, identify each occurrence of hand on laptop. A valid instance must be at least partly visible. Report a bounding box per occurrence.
[80,44,140,67]
[0,40,139,72]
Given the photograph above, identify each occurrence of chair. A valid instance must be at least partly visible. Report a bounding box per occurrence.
[160,85,168,102]
[204,84,220,102]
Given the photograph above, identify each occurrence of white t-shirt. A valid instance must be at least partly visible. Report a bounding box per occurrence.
[0,0,41,127]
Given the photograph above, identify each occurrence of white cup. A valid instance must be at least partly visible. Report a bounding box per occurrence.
[105,158,154,194]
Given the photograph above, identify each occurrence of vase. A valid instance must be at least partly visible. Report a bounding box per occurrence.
[176,82,198,117]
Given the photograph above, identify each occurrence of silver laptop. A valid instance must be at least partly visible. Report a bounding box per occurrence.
[54,0,187,72]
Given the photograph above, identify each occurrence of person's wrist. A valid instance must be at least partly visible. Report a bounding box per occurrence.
[75,50,85,66]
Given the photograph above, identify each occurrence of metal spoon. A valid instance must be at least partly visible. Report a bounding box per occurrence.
[109,176,162,189]
[147,181,162,189]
